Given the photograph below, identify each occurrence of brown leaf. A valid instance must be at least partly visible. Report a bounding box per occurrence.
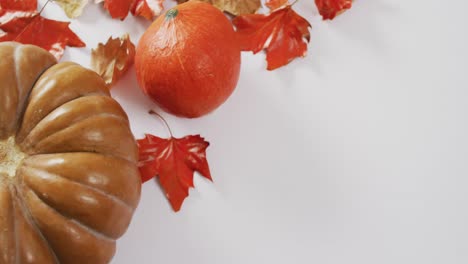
[91,34,135,87]
[177,0,261,15]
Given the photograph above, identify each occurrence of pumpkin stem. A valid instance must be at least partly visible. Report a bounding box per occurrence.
[149,110,174,138]
[165,9,179,20]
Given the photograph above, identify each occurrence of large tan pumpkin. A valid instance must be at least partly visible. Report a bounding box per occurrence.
[0,42,141,263]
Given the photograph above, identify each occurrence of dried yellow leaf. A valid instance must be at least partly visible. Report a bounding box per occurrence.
[177,0,261,15]
[91,34,136,87]
[55,0,89,19]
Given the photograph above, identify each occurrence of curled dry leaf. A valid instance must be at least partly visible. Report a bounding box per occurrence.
[55,0,89,18]
[177,0,260,15]
[233,5,311,70]
[265,0,288,10]
[315,0,352,20]
[0,1,85,59]
[131,0,164,20]
[91,34,136,87]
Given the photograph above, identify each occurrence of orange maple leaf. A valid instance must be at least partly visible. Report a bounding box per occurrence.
[233,5,311,70]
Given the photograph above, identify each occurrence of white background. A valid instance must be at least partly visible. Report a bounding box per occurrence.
[39,0,468,263]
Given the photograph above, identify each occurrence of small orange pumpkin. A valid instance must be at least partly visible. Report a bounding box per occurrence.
[135,1,241,118]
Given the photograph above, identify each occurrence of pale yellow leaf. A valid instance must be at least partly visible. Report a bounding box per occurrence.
[55,0,89,19]
[177,0,261,15]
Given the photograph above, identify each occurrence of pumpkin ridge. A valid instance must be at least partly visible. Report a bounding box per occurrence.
[10,182,59,263]
[21,185,116,263]
[16,91,109,144]
[0,179,16,261]
[29,151,138,168]
[23,111,130,151]
[29,62,80,94]
[22,183,116,243]
[9,183,19,262]
[21,152,141,208]
[20,95,129,146]
[22,171,131,240]
[13,47,21,132]
[12,47,56,136]
[16,62,110,143]
[25,116,138,164]
[24,165,135,213]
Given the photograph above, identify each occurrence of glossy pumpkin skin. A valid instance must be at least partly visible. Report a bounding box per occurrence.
[0,42,141,264]
[135,1,241,118]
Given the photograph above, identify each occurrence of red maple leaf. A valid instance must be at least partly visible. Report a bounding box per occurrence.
[100,0,133,20]
[315,0,352,20]
[131,0,164,20]
[0,1,85,59]
[100,0,164,20]
[0,0,37,10]
[232,5,311,70]
[0,0,36,33]
[265,0,288,10]
[137,115,212,212]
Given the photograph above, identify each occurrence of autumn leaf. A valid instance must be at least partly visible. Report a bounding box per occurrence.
[137,113,212,211]
[96,0,165,20]
[91,34,135,87]
[315,0,352,20]
[233,5,311,70]
[0,1,85,59]
[0,2,36,31]
[177,0,260,15]
[96,0,133,20]
[131,0,164,20]
[265,0,288,10]
[55,0,89,18]
[0,0,37,10]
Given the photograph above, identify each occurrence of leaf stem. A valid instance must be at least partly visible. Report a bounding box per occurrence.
[39,0,53,14]
[291,0,300,6]
[149,110,174,138]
